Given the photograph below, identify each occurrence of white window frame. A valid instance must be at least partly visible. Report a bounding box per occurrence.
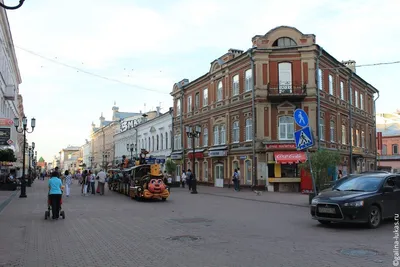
[213,126,219,145]
[195,92,200,109]
[355,91,359,108]
[215,164,224,180]
[232,75,239,96]
[217,81,223,101]
[341,124,346,144]
[356,129,360,147]
[187,96,192,112]
[203,128,208,147]
[176,100,181,115]
[278,116,294,140]
[340,81,344,100]
[203,88,208,107]
[203,161,208,181]
[245,69,252,92]
[361,131,365,148]
[220,125,226,144]
[393,144,399,155]
[330,120,335,142]
[232,121,239,143]
[318,68,323,90]
[278,62,292,93]
[360,93,364,110]
[328,74,333,95]
[245,119,252,141]
[319,118,325,141]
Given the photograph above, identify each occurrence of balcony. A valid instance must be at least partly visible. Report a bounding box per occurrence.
[267,82,307,102]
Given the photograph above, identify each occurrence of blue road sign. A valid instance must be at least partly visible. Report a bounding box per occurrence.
[294,126,314,150]
[294,109,309,128]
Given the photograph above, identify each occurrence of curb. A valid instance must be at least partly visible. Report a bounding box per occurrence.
[0,190,18,214]
[198,192,310,208]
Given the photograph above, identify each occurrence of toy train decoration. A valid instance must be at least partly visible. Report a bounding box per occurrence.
[108,149,170,201]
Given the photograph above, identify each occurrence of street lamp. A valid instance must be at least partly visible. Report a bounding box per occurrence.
[185,125,201,194]
[0,0,25,10]
[102,151,110,171]
[89,156,94,169]
[13,116,36,198]
[126,143,137,163]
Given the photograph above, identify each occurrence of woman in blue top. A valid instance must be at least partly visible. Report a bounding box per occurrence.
[48,171,63,219]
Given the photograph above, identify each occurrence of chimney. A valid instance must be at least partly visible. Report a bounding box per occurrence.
[99,112,105,126]
[342,60,356,73]
[156,106,160,116]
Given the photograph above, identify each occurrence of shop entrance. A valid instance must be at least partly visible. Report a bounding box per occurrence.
[214,164,224,187]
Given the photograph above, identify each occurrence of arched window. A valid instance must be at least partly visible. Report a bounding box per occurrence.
[203,128,208,147]
[220,125,226,144]
[278,116,294,140]
[165,132,168,149]
[217,81,223,101]
[160,133,164,150]
[156,135,159,151]
[148,137,150,151]
[232,121,239,142]
[330,120,335,142]
[213,126,219,145]
[245,119,252,141]
[272,37,297,47]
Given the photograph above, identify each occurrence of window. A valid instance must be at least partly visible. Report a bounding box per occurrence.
[393,145,399,155]
[382,144,387,155]
[213,126,219,145]
[318,69,323,90]
[166,132,169,149]
[195,135,200,147]
[187,96,192,112]
[217,81,223,101]
[330,120,335,142]
[176,100,181,115]
[328,75,333,95]
[279,116,294,140]
[245,119,252,141]
[152,136,155,151]
[220,125,226,144]
[341,124,346,144]
[355,91,359,108]
[176,165,181,178]
[340,81,344,100]
[160,133,163,150]
[360,93,364,110]
[195,92,200,109]
[245,160,252,184]
[203,128,208,147]
[278,63,292,93]
[203,88,208,106]
[361,131,365,148]
[369,132,372,150]
[195,162,199,180]
[215,164,224,180]
[232,121,239,143]
[272,37,297,47]
[203,161,208,182]
[245,69,252,92]
[187,135,192,148]
[351,128,354,146]
[350,87,353,105]
[232,75,239,96]
[319,117,325,141]
[356,129,360,147]
[174,134,181,150]
[156,135,159,150]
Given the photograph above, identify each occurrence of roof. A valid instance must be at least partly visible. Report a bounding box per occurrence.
[39,157,45,162]
[115,112,142,120]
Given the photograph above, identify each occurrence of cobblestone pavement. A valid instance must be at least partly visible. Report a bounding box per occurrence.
[0,180,394,267]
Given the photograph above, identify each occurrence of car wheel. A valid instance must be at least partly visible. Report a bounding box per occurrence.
[318,220,331,225]
[367,205,381,229]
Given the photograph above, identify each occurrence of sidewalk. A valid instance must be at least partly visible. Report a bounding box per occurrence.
[0,188,18,214]
[189,185,310,207]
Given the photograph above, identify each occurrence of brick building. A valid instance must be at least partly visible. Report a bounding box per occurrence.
[377,135,400,172]
[170,26,378,192]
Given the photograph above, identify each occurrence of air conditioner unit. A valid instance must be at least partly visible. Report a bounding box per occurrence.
[4,85,15,101]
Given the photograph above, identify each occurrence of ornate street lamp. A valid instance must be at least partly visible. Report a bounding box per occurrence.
[13,116,36,198]
[0,0,25,10]
[185,125,201,194]
[126,143,137,163]
[102,151,110,171]
[89,156,94,169]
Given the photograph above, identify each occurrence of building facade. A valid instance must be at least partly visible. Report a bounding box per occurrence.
[114,107,173,170]
[171,26,378,192]
[80,139,92,168]
[60,146,80,172]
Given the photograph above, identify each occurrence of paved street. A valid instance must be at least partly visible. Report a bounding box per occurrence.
[0,180,394,267]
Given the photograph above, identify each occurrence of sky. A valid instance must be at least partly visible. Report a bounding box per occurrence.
[6,0,400,162]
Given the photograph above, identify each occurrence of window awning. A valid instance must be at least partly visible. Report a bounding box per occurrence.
[274,151,307,164]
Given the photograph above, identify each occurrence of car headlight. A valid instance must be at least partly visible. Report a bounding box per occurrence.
[344,200,364,207]
[311,198,319,205]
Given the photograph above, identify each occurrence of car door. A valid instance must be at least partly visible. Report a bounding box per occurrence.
[393,175,400,215]
[381,176,397,219]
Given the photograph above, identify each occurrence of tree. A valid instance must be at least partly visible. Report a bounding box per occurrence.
[0,148,17,162]
[299,149,341,192]
[165,159,177,176]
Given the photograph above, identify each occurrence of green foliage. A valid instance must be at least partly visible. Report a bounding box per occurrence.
[165,159,177,175]
[299,149,341,191]
[0,148,17,162]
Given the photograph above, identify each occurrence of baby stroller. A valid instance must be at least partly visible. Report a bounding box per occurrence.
[45,187,65,220]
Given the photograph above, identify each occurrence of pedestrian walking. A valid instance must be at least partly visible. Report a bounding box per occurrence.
[48,171,62,219]
[186,169,192,191]
[64,170,72,197]
[89,170,95,195]
[232,169,239,192]
[181,170,186,188]
[81,170,87,196]
[96,169,107,195]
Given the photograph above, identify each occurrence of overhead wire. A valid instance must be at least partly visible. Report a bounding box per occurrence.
[320,61,400,71]
[14,45,170,94]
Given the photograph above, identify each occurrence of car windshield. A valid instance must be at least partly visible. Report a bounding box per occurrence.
[335,176,383,192]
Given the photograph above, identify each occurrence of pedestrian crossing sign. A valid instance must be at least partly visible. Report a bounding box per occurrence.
[294,126,314,150]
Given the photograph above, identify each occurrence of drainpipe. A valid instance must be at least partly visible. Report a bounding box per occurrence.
[348,72,354,174]
[316,47,323,149]
[180,87,185,171]
[247,48,257,187]
[373,91,380,170]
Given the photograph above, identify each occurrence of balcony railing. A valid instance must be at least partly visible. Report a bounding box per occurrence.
[267,82,307,97]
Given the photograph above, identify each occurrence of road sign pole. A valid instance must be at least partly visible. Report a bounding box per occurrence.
[306,148,317,196]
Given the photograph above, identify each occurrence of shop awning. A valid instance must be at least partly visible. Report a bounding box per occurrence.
[274,151,307,164]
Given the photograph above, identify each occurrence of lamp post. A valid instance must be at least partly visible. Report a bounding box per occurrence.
[0,0,25,10]
[102,151,110,171]
[89,156,94,169]
[13,116,36,198]
[185,125,201,194]
[126,143,136,164]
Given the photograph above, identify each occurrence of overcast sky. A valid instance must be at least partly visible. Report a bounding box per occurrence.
[7,0,400,161]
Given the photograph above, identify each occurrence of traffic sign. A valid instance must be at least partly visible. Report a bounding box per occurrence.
[6,139,13,145]
[294,109,309,128]
[294,126,314,150]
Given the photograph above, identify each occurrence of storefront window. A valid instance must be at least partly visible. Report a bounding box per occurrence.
[281,164,299,177]
[176,165,181,176]
[203,161,208,181]
[245,160,252,184]
[195,162,199,180]
[215,164,224,180]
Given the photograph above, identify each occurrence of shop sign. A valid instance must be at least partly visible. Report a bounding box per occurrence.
[208,150,227,157]
[0,118,13,127]
[171,154,182,160]
[0,128,11,146]
[120,118,144,132]
[266,143,296,149]
[188,152,204,159]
